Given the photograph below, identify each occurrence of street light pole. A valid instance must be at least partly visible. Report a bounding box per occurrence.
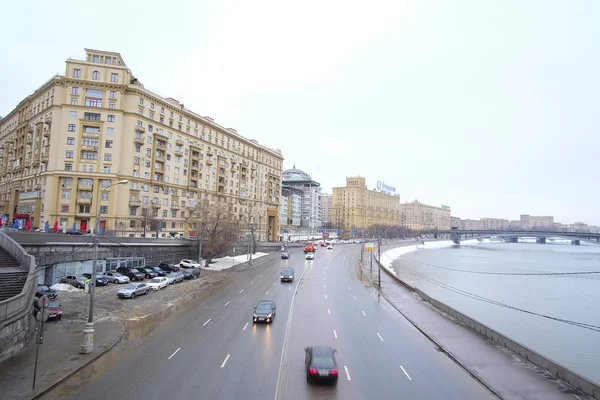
[80,179,128,354]
[378,229,382,288]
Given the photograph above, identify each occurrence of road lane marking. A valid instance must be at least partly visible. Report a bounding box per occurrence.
[333,330,338,338]
[221,354,230,368]
[344,365,351,381]
[224,301,230,307]
[251,281,254,285]
[203,318,211,326]
[243,322,249,331]
[362,310,366,316]
[266,291,269,295]
[400,365,412,380]
[328,309,331,315]
[345,279,347,282]
[260,274,263,277]
[348,286,351,290]
[325,294,328,299]
[273,282,276,286]
[324,284,326,288]
[353,296,356,300]
[168,347,181,360]
[377,332,384,341]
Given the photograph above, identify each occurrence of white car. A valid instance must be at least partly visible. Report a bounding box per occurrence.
[327,244,333,250]
[102,271,130,284]
[179,259,203,268]
[306,253,315,260]
[147,277,169,291]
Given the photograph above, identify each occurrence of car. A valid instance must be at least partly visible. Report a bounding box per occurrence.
[306,253,315,260]
[280,268,295,282]
[182,267,201,280]
[35,285,58,300]
[46,301,63,320]
[117,283,150,299]
[305,346,338,384]
[327,244,333,250]
[165,272,184,284]
[158,263,180,272]
[179,259,203,268]
[82,273,109,286]
[304,244,315,253]
[135,267,157,279]
[116,266,145,281]
[253,300,276,323]
[147,277,169,291]
[60,275,87,289]
[150,266,168,276]
[102,271,130,284]
[281,252,290,259]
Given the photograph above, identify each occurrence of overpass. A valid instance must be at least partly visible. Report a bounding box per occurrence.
[445,229,600,245]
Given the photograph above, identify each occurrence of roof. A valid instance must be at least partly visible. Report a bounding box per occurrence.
[311,346,334,355]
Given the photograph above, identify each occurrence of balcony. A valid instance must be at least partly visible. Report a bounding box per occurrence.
[134,136,144,145]
[174,150,183,157]
[156,143,166,151]
[191,164,198,172]
[207,150,213,157]
[176,139,184,146]
[155,153,165,161]
[40,154,49,163]
[191,153,200,161]
[170,204,180,210]
[34,184,41,190]
[152,202,161,209]
[206,158,213,165]
[129,199,141,207]
[77,198,92,205]
[32,159,40,167]
[43,130,50,138]
[27,127,33,134]
[251,164,256,170]
[154,165,164,173]
[135,126,146,133]
[26,136,33,145]
[79,184,93,191]
[44,116,52,125]
[81,144,98,151]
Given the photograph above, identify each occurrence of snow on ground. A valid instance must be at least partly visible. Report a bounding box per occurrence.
[203,252,269,271]
[50,283,81,292]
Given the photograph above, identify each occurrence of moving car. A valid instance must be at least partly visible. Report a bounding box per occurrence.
[117,283,150,299]
[147,277,169,291]
[281,252,290,259]
[179,259,203,268]
[165,272,184,284]
[306,253,315,260]
[60,275,87,289]
[305,346,338,384]
[327,244,333,250]
[280,268,295,282]
[253,300,276,323]
[304,243,315,253]
[182,267,201,280]
[46,301,63,320]
[102,271,130,284]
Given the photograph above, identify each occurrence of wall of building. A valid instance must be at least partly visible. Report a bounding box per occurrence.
[0,313,34,364]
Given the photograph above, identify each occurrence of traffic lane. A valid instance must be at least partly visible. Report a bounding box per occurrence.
[280,256,367,400]
[325,251,497,400]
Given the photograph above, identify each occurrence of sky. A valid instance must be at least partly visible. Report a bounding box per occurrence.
[1,0,599,225]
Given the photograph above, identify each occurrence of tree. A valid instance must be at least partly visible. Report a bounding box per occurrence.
[186,202,240,266]
[137,205,154,237]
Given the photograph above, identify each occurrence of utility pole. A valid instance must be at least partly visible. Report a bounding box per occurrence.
[378,229,382,288]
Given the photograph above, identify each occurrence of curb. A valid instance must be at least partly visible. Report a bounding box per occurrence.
[29,320,126,400]
[356,255,504,400]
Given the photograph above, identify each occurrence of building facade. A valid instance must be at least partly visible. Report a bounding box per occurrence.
[520,214,554,230]
[279,185,303,228]
[332,176,401,230]
[400,200,451,231]
[279,165,322,229]
[320,193,332,227]
[0,49,283,241]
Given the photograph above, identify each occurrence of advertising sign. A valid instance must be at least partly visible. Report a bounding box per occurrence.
[376,181,396,195]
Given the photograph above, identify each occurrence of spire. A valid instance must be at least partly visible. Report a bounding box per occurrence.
[293,161,296,169]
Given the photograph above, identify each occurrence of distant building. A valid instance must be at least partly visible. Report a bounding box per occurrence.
[480,217,509,230]
[520,214,554,230]
[280,164,321,229]
[320,193,332,226]
[400,200,451,230]
[279,185,303,228]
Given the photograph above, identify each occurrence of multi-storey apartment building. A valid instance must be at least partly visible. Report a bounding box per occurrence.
[280,165,322,229]
[0,49,283,241]
[332,176,401,230]
[320,193,332,227]
[520,214,554,230]
[400,200,451,231]
[279,185,303,228]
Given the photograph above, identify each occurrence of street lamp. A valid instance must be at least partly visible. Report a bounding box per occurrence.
[80,179,128,354]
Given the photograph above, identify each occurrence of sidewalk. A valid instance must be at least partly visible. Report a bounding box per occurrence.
[358,243,591,400]
[0,320,124,400]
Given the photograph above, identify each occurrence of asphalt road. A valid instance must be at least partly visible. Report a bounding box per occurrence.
[44,245,497,400]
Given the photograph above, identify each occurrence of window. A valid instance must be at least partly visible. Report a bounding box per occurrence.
[93,55,100,62]
[107,114,115,122]
[85,98,102,107]
[92,71,100,80]
[103,166,111,173]
[68,124,76,132]
[61,205,69,213]
[106,127,114,135]
[109,91,117,99]
[65,150,74,158]
[109,102,116,109]
[73,69,81,78]
[111,73,118,82]
[70,111,77,119]
[104,140,112,148]
[137,120,143,127]
[71,98,78,105]
[148,125,153,132]
[84,112,101,121]
[135,144,141,153]
[62,191,71,199]
[150,103,155,109]
[67,137,75,145]
[101,192,109,200]
[72,87,79,94]
[104,153,112,161]
[101,179,111,188]
[139,98,144,105]
[105,58,112,65]
[79,205,91,213]
[65,163,73,171]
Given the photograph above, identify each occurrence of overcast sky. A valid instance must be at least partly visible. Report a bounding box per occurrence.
[1,0,599,224]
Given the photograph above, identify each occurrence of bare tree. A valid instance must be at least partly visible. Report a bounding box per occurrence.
[186,202,240,266]
[137,205,154,237]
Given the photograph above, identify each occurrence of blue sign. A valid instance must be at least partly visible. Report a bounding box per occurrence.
[322,230,326,233]
[376,181,396,194]
[351,230,355,233]
[336,230,340,234]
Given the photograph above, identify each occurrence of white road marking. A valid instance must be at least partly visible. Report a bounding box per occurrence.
[348,286,351,290]
[345,279,347,282]
[260,274,263,277]
[221,354,230,368]
[344,365,351,381]
[168,347,181,360]
[353,296,357,300]
[325,294,328,299]
[266,291,269,295]
[251,281,254,285]
[362,310,366,316]
[224,301,230,307]
[333,330,338,338]
[273,282,276,286]
[324,284,326,288]
[328,308,331,315]
[203,318,211,326]
[377,332,384,342]
[243,322,249,331]
[400,365,412,380]
[239,289,244,293]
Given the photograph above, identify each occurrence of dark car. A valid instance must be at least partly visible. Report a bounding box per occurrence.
[280,268,294,282]
[182,267,200,280]
[305,346,338,384]
[150,266,167,276]
[158,263,180,272]
[136,267,157,279]
[281,252,289,259]
[35,285,58,300]
[253,300,276,323]
[116,266,145,281]
[82,273,109,286]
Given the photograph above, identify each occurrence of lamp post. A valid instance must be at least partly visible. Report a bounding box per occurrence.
[80,179,128,354]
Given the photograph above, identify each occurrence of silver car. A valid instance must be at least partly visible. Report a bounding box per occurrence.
[102,271,130,284]
[117,283,149,299]
[60,275,87,289]
[166,272,184,284]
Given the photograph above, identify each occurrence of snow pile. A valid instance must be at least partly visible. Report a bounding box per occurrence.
[50,283,81,292]
[422,240,455,250]
[203,252,269,271]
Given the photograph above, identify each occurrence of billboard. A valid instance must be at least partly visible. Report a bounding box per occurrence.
[376,181,396,195]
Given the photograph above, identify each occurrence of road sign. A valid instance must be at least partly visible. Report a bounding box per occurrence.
[36,295,49,310]
[336,230,340,234]
[365,242,375,251]
[84,279,92,293]
[35,310,49,323]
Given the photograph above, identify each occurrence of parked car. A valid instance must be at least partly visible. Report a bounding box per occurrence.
[253,300,276,323]
[82,273,109,286]
[35,285,58,300]
[117,283,150,299]
[182,267,201,280]
[280,268,295,282]
[158,263,180,272]
[147,277,169,291]
[135,267,157,279]
[281,252,290,259]
[102,271,130,284]
[179,259,203,268]
[60,275,87,289]
[116,266,145,281]
[327,244,333,250]
[46,301,63,320]
[165,272,184,284]
[305,346,338,384]
[150,266,167,276]
[306,253,315,260]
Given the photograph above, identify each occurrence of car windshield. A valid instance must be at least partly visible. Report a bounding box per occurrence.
[150,278,161,283]
[48,302,59,308]
[167,273,176,277]
[256,303,272,312]
[123,284,137,290]
[95,275,104,279]
[113,272,123,277]
[145,269,154,272]
[282,269,293,274]
[312,355,335,368]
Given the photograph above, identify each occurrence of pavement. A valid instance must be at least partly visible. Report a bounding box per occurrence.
[360,241,594,400]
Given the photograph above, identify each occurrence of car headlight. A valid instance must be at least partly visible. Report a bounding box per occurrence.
[267,314,272,318]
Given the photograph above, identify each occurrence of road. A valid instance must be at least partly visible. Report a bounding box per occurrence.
[43,245,497,400]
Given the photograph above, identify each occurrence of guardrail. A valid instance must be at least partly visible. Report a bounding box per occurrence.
[0,232,37,330]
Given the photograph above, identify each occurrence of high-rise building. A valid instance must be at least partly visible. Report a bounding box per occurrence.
[400,200,451,230]
[332,176,401,230]
[320,193,332,227]
[280,165,321,229]
[0,49,283,240]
